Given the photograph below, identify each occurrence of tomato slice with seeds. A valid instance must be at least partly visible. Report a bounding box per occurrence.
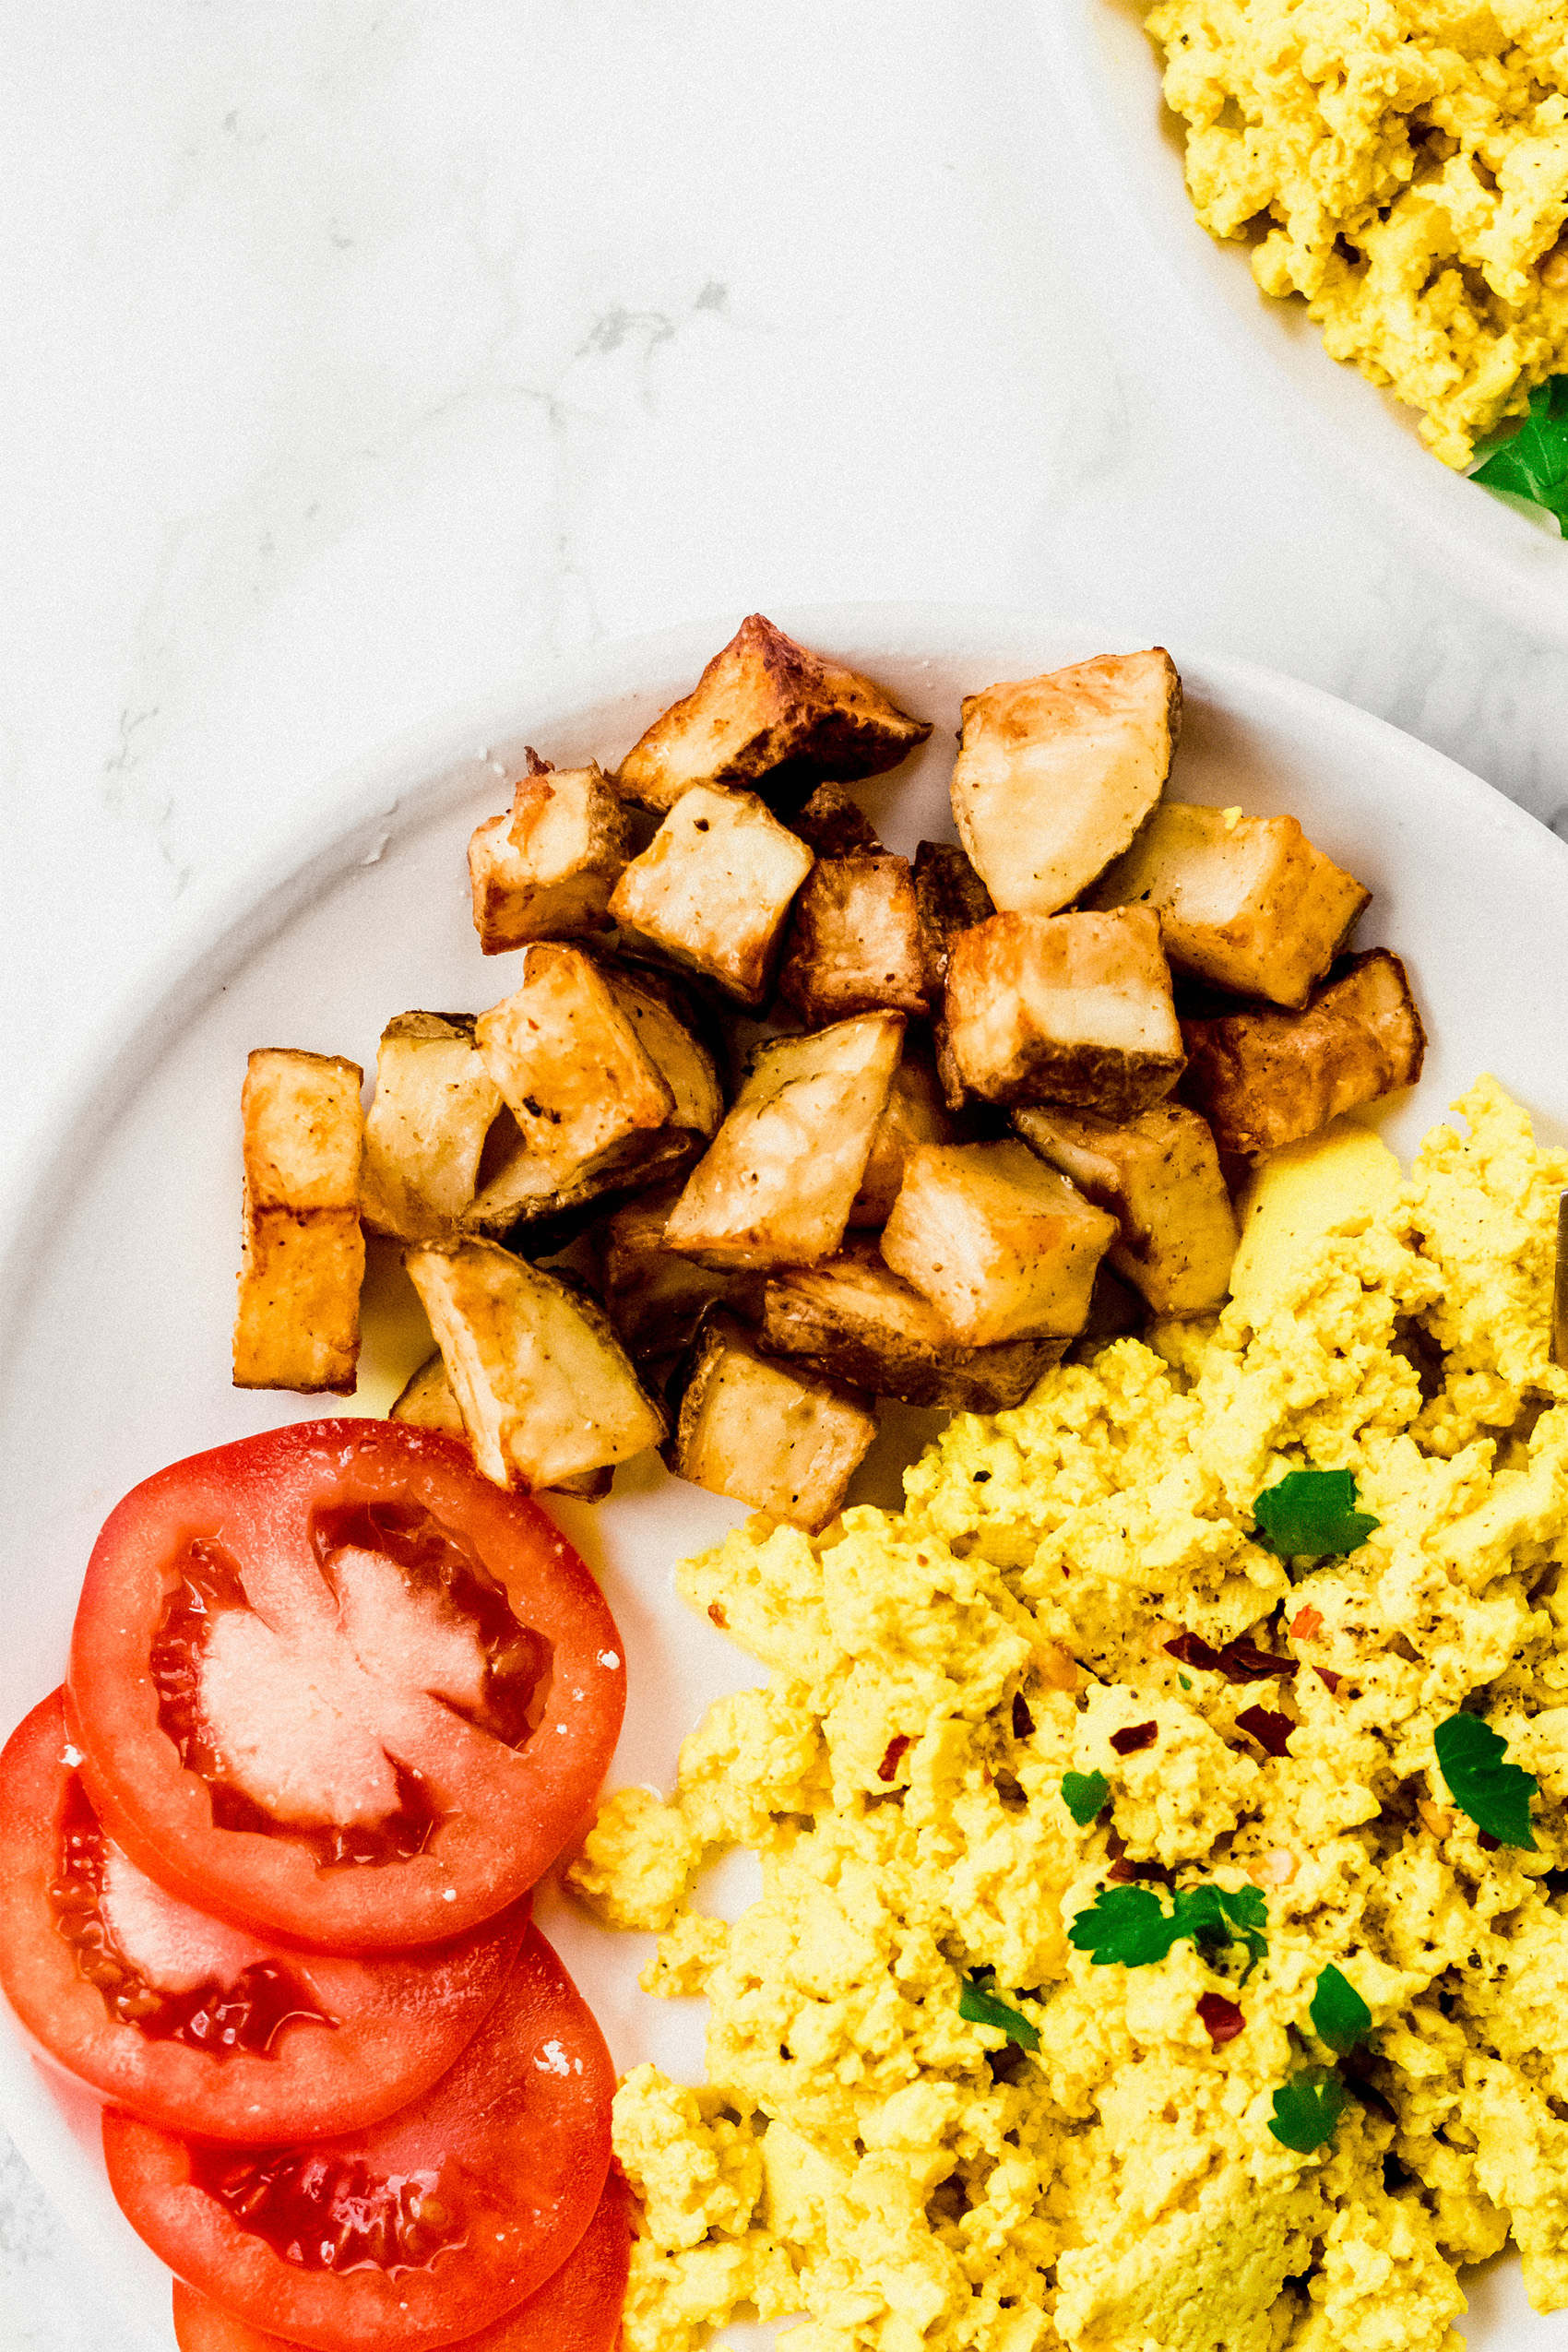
[170,2173,634,2352]
[104,1926,614,2352]
[0,1691,527,2141]
[66,1423,625,1949]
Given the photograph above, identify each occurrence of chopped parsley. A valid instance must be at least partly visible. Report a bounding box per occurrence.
[1269,2067,1348,2152]
[1310,1965,1372,2055]
[1252,1468,1379,1561]
[1434,1712,1538,1849]
[1061,1769,1110,1826]
[1472,376,1568,528]
[1068,1881,1267,1973]
[958,1967,1039,2051]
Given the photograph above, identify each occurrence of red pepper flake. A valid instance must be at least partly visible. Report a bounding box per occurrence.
[1196,1992,1245,2047]
[1478,1829,1501,1852]
[1012,1692,1036,1740]
[1313,1664,1341,1693]
[1237,1705,1293,1758]
[1111,1721,1158,1755]
[877,1735,912,1783]
[1109,1857,1171,1884]
[1164,1633,1294,1682]
[1289,1606,1324,1641]
[707,1601,729,1629]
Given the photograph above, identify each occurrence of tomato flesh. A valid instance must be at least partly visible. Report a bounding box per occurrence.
[170,2174,635,2352]
[103,1926,614,2352]
[66,1423,625,1948]
[0,1692,526,2141]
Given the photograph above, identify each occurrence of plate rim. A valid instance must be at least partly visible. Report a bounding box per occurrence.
[1036,0,1568,644]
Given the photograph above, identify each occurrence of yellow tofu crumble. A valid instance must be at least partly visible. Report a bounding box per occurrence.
[568,1078,1568,2352]
[1143,0,1568,468]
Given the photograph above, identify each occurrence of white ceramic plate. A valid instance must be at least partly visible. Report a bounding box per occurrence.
[1039,0,1568,646]
[3,604,1567,2352]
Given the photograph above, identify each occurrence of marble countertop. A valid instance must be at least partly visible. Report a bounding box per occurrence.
[7,2,1568,2343]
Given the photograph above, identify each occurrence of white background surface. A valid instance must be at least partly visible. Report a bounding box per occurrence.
[9,3,1568,2346]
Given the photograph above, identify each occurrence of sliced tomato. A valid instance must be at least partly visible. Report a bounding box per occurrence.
[170,2172,633,2352]
[0,1691,527,2140]
[104,1926,613,2352]
[66,1422,624,1949]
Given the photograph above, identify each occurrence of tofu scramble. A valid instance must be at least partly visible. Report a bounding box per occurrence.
[1143,0,1568,468]
[568,1078,1568,2352]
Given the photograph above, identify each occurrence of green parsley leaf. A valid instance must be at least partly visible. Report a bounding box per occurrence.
[1068,1882,1268,1972]
[1061,1770,1110,1826]
[1309,1965,1372,2055]
[1269,2067,1348,2152]
[1434,1712,1538,1849]
[1252,1468,1379,1560]
[958,1968,1039,2051]
[1472,376,1568,526]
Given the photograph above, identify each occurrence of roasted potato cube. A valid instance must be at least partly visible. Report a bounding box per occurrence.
[462,1119,697,1242]
[361,1013,504,1242]
[1012,1101,1238,1315]
[667,1310,876,1532]
[389,1350,612,1497]
[944,908,1184,1119]
[848,1043,955,1226]
[602,1188,764,1361]
[468,761,632,954]
[880,1141,1118,1345]
[760,1241,1063,1409]
[616,613,932,813]
[913,839,996,993]
[404,1239,665,1491]
[791,782,884,857]
[1087,802,1370,1008]
[777,853,929,1025]
[595,960,723,1140]
[951,649,1181,914]
[234,1048,364,1395]
[664,1012,904,1270]
[1180,948,1426,1161]
[608,785,814,1007]
[475,944,675,1185]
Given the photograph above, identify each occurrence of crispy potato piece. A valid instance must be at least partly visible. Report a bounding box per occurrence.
[389,1351,612,1498]
[791,782,884,857]
[777,853,930,1025]
[951,649,1180,915]
[601,1188,764,1362]
[361,1013,504,1242]
[664,1012,904,1270]
[608,785,814,1007]
[880,1141,1118,1345]
[1013,1101,1238,1315]
[616,613,932,813]
[944,908,1184,1119]
[404,1239,665,1491]
[475,944,675,1185]
[666,1310,876,1532]
[1181,948,1426,1160]
[594,960,723,1140]
[1087,802,1370,1008]
[234,1049,364,1395]
[913,839,996,993]
[848,1042,955,1226]
[462,1118,697,1242]
[468,761,632,954]
[760,1241,1064,1409]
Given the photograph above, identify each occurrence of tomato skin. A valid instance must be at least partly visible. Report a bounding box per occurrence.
[103,1926,614,2352]
[0,1691,527,2141]
[66,1422,625,1949]
[170,2173,634,2352]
